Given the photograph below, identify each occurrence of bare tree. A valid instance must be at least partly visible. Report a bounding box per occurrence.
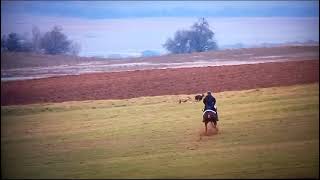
[40,26,71,55]
[69,41,81,56]
[164,30,192,54]
[5,33,21,51]
[2,25,81,55]
[1,33,32,52]
[163,18,218,54]
[1,35,7,51]
[32,25,41,52]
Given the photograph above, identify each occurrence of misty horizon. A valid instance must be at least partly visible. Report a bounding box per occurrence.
[1,1,319,58]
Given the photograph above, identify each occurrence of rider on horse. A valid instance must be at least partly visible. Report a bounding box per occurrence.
[203,91,219,121]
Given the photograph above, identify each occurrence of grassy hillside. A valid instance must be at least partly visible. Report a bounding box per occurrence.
[1,83,319,178]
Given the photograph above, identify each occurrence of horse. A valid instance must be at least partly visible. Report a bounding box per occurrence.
[202,109,218,134]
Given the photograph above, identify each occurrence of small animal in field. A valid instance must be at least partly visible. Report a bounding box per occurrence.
[195,94,204,101]
[179,97,191,103]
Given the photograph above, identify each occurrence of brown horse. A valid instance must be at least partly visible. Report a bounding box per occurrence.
[202,110,218,134]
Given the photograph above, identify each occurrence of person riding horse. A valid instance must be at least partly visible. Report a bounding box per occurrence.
[203,91,219,121]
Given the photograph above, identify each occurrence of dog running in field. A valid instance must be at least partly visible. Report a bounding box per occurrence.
[195,94,204,101]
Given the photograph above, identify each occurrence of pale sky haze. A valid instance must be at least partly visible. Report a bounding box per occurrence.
[1,1,319,57]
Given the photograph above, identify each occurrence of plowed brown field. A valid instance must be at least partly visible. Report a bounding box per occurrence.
[1,60,319,106]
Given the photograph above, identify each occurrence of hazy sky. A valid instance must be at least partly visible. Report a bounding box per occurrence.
[1,1,319,57]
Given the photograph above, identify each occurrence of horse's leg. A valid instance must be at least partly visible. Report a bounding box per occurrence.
[211,121,215,128]
[205,122,208,135]
[214,121,218,131]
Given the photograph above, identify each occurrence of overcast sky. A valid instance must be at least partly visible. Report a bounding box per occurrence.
[1,1,319,57]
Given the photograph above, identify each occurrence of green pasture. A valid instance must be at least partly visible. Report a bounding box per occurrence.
[1,83,319,178]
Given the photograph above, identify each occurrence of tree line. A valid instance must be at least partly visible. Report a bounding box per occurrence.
[1,18,217,56]
[1,26,81,56]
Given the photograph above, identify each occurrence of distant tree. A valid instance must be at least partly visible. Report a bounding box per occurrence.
[1,35,7,51]
[19,32,33,52]
[19,40,33,52]
[68,41,81,56]
[40,26,71,55]
[2,25,81,55]
[164,30,192,54]
[189,18,217,52]
[2,33,32,52]
[163,18,218,54]
[6,33,21,51]
[32,25,42,52]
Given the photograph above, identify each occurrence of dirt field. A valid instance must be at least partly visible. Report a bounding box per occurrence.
[1,60,319,106]
[2,46,318,81]
[2,45,318,69]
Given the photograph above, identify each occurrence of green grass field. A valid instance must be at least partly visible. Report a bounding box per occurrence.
[1,83,319,178]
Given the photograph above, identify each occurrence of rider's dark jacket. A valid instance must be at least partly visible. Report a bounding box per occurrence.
[203,94,216,111]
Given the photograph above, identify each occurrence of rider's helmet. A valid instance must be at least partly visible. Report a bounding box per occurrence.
[207,91,212,95]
